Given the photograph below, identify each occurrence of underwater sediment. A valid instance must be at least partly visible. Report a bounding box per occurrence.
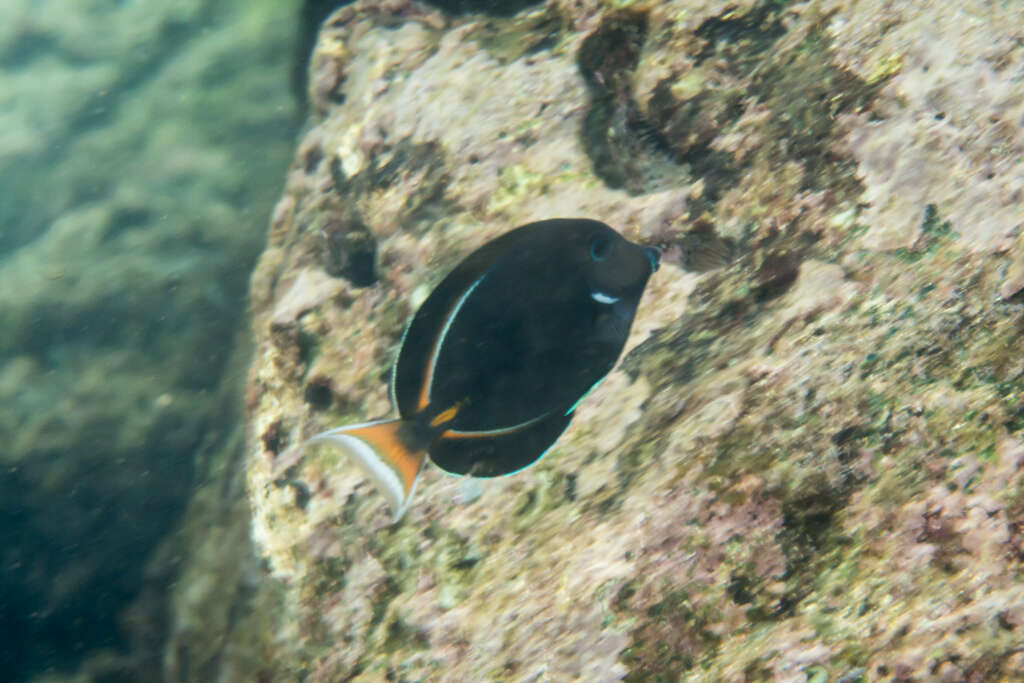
[245,0,1024,679]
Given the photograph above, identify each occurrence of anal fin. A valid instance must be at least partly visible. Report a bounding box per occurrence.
[430,410,573,477]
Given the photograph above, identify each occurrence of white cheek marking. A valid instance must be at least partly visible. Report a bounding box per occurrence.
[591,290,619,304]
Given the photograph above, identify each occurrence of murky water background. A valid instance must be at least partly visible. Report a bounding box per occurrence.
[0,2,297,679]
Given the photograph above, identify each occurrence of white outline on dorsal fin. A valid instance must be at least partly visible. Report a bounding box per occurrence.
[420,272,488,406]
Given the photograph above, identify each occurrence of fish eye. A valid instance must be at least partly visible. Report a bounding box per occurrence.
[590,237,611,262]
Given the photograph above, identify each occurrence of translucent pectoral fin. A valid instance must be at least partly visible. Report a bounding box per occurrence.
[303,419,426,522]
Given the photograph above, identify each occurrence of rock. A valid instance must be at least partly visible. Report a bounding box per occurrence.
[1000,248,1024,301]
[245,0,1024,679]
[271,268,348,327]
[829,1,1024,253]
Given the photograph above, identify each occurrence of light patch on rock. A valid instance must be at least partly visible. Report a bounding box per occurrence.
[779,260,860,323]
[271,268,346,326]
[831,1,1024,251]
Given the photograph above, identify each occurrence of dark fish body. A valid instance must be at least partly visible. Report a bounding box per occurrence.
[302,218,659,519]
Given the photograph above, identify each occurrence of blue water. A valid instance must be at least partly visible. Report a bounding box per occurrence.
[0,2,298,680]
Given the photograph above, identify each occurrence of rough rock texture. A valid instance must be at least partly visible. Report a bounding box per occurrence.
[247,0,1024,680]
[0,1,296,680]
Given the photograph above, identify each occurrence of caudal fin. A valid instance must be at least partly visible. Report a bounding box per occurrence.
[302,419,426,522]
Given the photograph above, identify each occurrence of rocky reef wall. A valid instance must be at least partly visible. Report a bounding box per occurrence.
[246,0,1024,680]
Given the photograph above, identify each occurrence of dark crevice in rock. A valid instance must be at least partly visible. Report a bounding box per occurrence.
[311,137,451,287]
[318,211,378,287]
[752,249,802,302]
[575,0,890,205]
[261,418,285,455]
[726,571,757,605]
[770,475,853,618]
[577,11,690,195]
[304,376,335,410]
[427,0,542,17]
[691,0,792,66]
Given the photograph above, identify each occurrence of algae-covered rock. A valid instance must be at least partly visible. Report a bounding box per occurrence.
[246,0,1024,679]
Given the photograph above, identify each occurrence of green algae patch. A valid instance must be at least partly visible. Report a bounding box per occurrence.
[618,587,723,679]
[468,7,568,63]
[891,204,958,263]
[749,26,889,191]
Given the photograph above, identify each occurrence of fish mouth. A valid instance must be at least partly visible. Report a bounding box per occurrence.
[644,246,661,273]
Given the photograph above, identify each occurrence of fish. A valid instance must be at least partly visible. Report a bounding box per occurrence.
[299,218,660,520]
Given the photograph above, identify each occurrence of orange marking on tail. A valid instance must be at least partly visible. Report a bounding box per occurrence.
[348,422,425,494]
[430,404,460,428]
